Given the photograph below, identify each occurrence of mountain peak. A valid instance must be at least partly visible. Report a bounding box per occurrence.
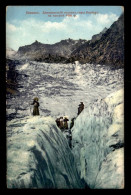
[68,14,124,67]
[91,27,108,43]
[102,27,108,33]
[32,40,42,45]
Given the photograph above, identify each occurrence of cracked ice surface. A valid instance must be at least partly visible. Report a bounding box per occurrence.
[6,60,124,189]
[7,116,84,189]
[6,61,124,120]
[72,88,124,189]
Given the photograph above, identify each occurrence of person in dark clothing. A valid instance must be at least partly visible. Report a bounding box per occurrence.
[31,97,40,116]
[77,102,84,115]
[55,118,60,128]
[59,117,64,130]
[63,117,69,129]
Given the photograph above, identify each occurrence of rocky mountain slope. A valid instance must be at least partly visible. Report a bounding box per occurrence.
[6,48,17,59]
[17,39,87,63]
[6,59,19,94]
[15,14,124,67]
[68,14,124,67]
[90,27,108,43]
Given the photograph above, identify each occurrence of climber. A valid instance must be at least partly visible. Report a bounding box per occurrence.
[59,117,64,130]
[77,102,84,115]
[31,97,40,116]
[63,116,69,130]
[55,118,60,128]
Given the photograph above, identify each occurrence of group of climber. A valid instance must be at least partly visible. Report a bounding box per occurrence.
[55,102,84,131]
[55,116,69,131]
[30,97,84,149]
[31,97,84,120]
[31,97,84,129]
[55,102,84,149]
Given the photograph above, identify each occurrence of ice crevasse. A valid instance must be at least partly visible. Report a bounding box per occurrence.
[72,88,124,189]
[7,116,85,189]
[7,88,124,189]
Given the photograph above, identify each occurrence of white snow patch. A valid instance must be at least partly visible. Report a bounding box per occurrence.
[19,63,29,70]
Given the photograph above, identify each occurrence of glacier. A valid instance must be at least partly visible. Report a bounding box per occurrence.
[72,88,124,189]
[6,61,124,121]
[7,116,85,189]
[6,60,124,189]
[7,88,124,189]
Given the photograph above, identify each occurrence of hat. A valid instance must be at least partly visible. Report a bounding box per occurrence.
[34,97,39,101]
[64,116,68,119]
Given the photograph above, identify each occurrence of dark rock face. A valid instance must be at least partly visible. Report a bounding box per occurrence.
[16,14,124,66]
[6,59,19,94]
[17,39,87,63]
[68,14,124,67]
[6,59,28,95]
[90,27,108,43]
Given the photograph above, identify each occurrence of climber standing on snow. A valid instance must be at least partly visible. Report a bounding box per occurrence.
[31,97,40,116]
[77,102,84,115]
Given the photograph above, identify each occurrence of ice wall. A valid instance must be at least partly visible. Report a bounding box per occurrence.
[7,116,84,189]
[72,88,124,189]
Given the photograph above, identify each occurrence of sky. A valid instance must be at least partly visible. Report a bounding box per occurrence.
[6,6,124,51]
